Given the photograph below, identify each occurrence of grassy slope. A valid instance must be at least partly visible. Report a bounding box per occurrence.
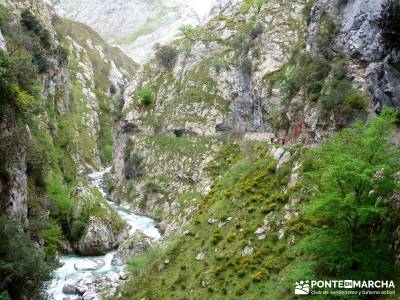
[114,142,302,300]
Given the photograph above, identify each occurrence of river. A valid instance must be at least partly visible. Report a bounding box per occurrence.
[46,168,160,300]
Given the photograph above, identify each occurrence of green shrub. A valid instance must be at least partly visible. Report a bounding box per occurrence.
[343,92,368,112]
[240,0,265,14]
[315,11,340,58]
[0,49,39,114]
[20,10,40,31]
[21,10,51,49]
[97,94,113,163]
[281,53,330,100]
[178,25,197,40]
[38,27,51,48]
[331,58,348,80]
[70,219,86,241]
[11,85,38,122]
[250,22,263,39]
[26,127,59,188]
[320,79,352,111]
[125,153,144,180]
[9,49,38,93]
[104,179,115,194]
[298,110,399,282]
[32,48,50,73]
[45,173,72,221]
[41,221,62,257]
[0,215,51,299]
[231,32,251,55]
[139,86,154,107]
[156,45,178,69]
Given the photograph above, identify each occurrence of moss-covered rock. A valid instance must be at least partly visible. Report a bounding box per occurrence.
[71,184,128,255]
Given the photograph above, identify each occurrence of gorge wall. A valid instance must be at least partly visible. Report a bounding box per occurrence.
[0,0,137,298]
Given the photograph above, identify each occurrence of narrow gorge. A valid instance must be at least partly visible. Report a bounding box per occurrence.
[0,0,399,300]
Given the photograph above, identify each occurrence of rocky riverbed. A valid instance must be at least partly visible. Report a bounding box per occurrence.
[46,168,160,300]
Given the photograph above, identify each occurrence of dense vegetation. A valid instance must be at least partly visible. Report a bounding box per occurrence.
[0,6,59,298]
[0,216,51,299]
[115,112,399,300]
[297,109,399,284]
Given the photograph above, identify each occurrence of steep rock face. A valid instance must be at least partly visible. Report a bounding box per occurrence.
[112,133,219,225]
[112,0,400,236]
[53,17,137,173]
[0,29,6,51]
[120,0,305,137]
[111,0,319,226]
[311,0,400,109]
[0,0,137,224]
[0,120,29,223]
[0,2,138,297]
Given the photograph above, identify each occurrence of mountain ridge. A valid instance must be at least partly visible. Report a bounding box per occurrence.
[49,0,241,63]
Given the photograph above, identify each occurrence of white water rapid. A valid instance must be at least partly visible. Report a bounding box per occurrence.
[46,168,160,300]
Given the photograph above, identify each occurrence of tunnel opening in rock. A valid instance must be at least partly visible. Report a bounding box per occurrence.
[173,129,184,137]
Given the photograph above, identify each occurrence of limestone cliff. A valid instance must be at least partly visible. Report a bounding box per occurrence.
[0,0,137,224]
[0,2,137,296]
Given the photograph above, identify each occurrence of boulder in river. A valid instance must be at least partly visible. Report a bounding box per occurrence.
[76,216,117,255]
[76,275,95,294]
[74,259,105,271]
[106,272,120,283]
[112,230,153,266]
[62,280,77,294]
[71,184,129,255]
[82,289,98,300]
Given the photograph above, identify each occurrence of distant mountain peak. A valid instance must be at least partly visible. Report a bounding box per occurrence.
[49,0,238,63]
